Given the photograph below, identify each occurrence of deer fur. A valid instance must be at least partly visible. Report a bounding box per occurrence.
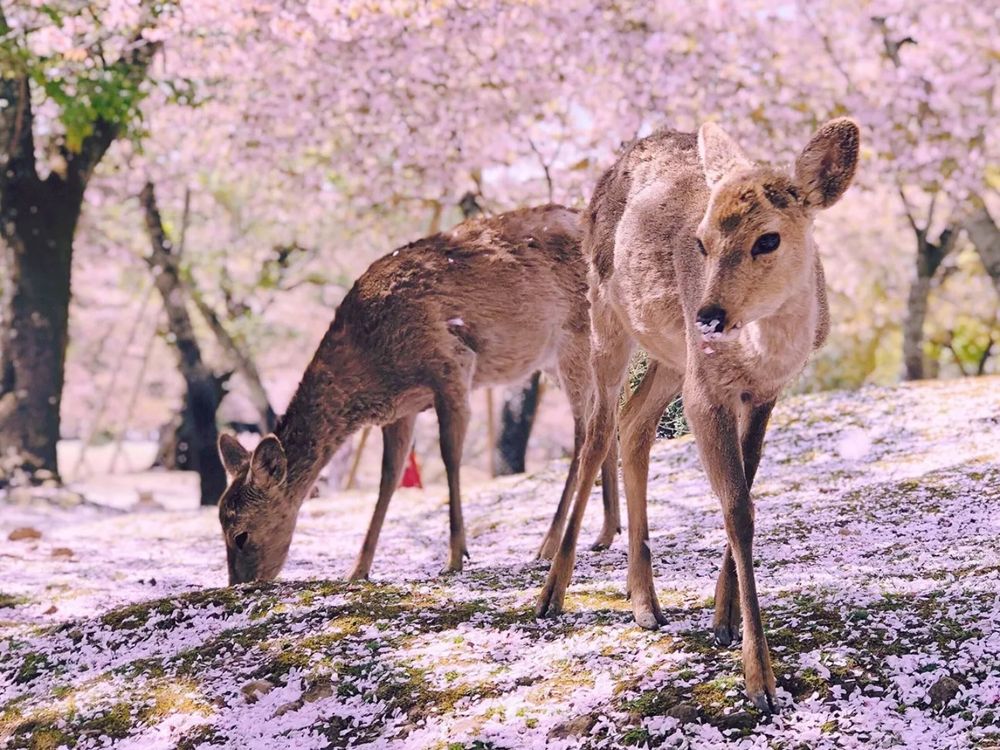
[216,205,620,585]
[534,119,860,712]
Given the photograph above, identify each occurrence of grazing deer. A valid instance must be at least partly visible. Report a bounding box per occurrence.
[534,119,860,712]
[216,205,620,585]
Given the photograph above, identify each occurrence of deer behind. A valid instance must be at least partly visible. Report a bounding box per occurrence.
[216,205,620,585]
[534,119,860,712]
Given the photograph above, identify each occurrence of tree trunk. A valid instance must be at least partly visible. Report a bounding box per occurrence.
[965,205,1000,298]
[188,290,276,433]
[0,177,79,480]
[494,373,542,475]
[140,182,226,505]
[902,228,956,381]
[0,18,157,483]
[902,260,932,381]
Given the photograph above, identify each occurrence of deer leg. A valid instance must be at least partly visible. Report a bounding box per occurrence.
[435,387,471,574]
[347,413,418,581]
[618,360,682,628]
[537,415,584,560]
[688,397,777,713]
[713,400,774,646]
[536,318,631,618]
[591,434,621,550]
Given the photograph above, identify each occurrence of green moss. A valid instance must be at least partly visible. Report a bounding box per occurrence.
[173,622,272,677]
[26,726,72,750]
[138,681,212,722]
[79,702,133,739]
[623,685,684,718]
[620,726,652,746]
[691,675,741,709]
[15,652,52,684]
[0,592,27,609]
[174,723,224,750]
[99,587,250,632]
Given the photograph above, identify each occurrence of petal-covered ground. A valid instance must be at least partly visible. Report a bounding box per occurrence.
[2,377,1000,749]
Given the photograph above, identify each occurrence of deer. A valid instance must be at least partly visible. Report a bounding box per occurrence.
[533,119,860,713]
[215,204,621,586]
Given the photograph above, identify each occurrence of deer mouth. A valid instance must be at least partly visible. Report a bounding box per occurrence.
[697,320,742,344]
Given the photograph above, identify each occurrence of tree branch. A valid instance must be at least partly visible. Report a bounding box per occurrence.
[897,183,922,236]
[977,337,993,376]
[528,136,555,203]
[0,8,37,186]
[964,201,1000,298]
[64,35,161,188]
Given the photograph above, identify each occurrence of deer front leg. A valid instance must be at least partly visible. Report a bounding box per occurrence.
[689,398,777,713]
[713,400,775,646]
[591,436,621,550]
[435,388,471,574]
[348,414,417,581]
[619,360,681,628]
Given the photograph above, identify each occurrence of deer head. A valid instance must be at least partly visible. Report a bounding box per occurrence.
[693,118,859,341]
[217,433,297,584]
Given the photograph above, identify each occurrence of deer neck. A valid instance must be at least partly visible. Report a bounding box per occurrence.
[743,262,818,386]
[274,326,369,509]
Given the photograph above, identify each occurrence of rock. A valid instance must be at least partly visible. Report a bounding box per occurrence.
[547,713,597,739]
[271,700,302,717]
[929,676,961,707]
[43,605,57,615]
[666,702,699,724]
[51,547,74,558]
[718,710,757,730]
[8,527,41,542]
[241,679,274,703]
[303,679,334,703]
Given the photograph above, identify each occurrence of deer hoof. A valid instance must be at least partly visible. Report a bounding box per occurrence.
[346,568,370,583]
[631,593,667,630]
[747,686,779,714]
[589,530,615,551]
[535,576,567,619]
[713,623,739,647]
[536,537,558,561]
[535,587,563,619]
[744,652,778,713]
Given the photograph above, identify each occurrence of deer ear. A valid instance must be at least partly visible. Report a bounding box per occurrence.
[794,118,860,209]
[218,434,250,476]
[250,435,287,489]
[698,122,751,188]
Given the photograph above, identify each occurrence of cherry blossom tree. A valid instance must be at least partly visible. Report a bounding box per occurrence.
[0,1,164,481]
[6,0,997,488]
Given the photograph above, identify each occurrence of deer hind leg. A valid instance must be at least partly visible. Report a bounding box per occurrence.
[434,380,472,574]
[688,396,777,713]
[618,359,682,629]
[536,314,632,618]
[537,414,583,561]
[591,432,621,550]
[544,333,621,558]
[713,399,775,646]
[347,413,418,581]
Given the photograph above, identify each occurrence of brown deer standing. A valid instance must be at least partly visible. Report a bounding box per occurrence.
[216,205,620,585]
[534,119,860,712]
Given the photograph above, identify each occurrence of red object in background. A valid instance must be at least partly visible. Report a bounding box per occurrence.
[400,448,422,488]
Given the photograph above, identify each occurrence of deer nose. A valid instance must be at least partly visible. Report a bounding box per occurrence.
[696,305,727,334]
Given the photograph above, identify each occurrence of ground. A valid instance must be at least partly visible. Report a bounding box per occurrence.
[2,377,1000,749]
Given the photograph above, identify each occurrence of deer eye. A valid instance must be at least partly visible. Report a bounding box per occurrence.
[696,238,707,257]
[751,232,781,257]
[234,531,249,550]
